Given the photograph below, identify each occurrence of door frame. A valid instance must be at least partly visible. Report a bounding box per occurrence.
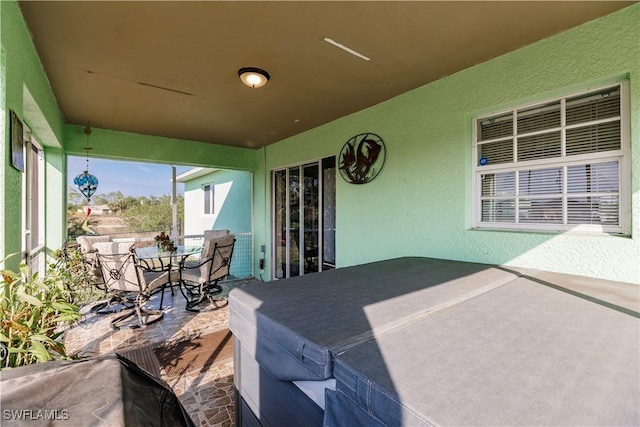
[22,129,46,276]
[270,156,335,279]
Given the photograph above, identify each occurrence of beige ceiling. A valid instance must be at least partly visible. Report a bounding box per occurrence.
[19,1,634,149]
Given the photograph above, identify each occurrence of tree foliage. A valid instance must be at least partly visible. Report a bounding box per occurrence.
[120,194,184,233]
[67,188,85,212]
[67,190,184,235]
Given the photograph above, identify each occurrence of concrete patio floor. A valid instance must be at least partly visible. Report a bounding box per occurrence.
[63,279,258,427]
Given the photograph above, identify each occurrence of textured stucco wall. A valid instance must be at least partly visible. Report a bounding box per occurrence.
[63,125,257,172]
[1,0,66,268]
[183,169,252,235]
[1,46,7,266]
[258,4,640,283]
[44,147,66,252]
[3,1,639,283]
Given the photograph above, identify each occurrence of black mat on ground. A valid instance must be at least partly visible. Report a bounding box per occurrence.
[117,344,163,378]
[154,328,233,377]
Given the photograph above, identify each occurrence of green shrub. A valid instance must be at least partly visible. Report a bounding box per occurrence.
[0,259,82,369]
[52,244,106,307]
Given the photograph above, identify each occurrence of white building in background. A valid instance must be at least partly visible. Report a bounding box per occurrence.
[175,167,252,236]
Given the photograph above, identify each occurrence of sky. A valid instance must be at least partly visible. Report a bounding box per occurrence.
[68,156,191,198]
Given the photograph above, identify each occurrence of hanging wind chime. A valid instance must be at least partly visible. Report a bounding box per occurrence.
[73,124,99,235]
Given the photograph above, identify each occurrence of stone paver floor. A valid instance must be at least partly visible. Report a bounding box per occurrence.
[64,280,256,427]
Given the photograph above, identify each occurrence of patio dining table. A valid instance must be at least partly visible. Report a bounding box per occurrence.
[135,244,202,273]
[135,245,202,307]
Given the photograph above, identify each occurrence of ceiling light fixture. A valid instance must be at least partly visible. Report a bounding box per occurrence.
[238,67,270,88]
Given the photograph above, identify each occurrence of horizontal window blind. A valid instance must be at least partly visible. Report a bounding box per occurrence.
[566,88,620,124]
[478,140,513,165]
[517,101,561,134]
[518,132,561,161]
[566,122,620,155]
[474,82,627,233]
[478,112,512,141]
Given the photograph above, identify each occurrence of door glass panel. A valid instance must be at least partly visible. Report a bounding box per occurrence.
[273,170,287,279]
[289,166,300,277]
[303,164,319,273]
[322,157,336,270]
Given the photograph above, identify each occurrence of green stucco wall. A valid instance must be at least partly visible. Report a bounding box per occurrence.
[64,125,257,171]
[257,4,640,283]
[1,0,66,269]
[2,0,639,284]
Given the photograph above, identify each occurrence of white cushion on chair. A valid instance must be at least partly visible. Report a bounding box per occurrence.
[76,235,111,255]
[93,241,135,255]
[93,242,139,293]
[181,234,235,285]
[203,229,230,241]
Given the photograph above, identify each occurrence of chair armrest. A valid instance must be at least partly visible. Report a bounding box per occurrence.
[178,257,214,283]
[179,256,213,270]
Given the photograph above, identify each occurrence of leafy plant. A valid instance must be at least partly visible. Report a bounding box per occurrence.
[0,257,82,369]
[154,231,177,252]
[52,244,106,307]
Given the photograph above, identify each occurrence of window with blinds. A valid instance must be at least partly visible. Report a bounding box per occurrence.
[474,82,628,233]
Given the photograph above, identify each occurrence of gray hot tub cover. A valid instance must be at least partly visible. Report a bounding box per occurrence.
[229,257,523,381]
[325,273,640,426]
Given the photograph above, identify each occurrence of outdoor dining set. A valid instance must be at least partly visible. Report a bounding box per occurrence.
[75,230,236,329]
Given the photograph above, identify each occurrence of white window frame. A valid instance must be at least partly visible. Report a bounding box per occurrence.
[22,129,46,275]
[472,81,630,234]
[203,183,214,215]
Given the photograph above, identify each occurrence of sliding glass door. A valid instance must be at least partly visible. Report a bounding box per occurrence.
[272,157,335,279]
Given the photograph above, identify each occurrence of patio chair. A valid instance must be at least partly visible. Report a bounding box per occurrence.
[76,235,111,288]
[94,242,175,329]
[181,229,231,269]
[179,233,235,312]
[203,229,230,241]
